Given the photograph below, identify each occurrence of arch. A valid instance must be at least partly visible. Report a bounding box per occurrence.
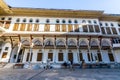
[44,39,54,46]
[101,39,110,46]
[56,39,66,46]
[68,39,76,46]
[21,39,30,45]
[79,39,88,46]
[32,38,43,46]
[90,39,98,46]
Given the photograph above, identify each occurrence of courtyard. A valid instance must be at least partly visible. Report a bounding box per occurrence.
[0,68,120,80]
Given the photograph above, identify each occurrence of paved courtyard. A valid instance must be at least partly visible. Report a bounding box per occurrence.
[0,68,120,80]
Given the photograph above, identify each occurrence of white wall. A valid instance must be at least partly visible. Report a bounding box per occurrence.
[0,43,12,62]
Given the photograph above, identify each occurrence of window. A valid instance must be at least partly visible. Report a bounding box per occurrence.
[2,52,7,58]
[68,24,73,32]
[83,25,88,32]
[37,53,42,61]
[94,20,97,24]
[100,23,102,26]
[79,51,83,61]
[44,24,50,31]
[68,53,73,61]
[88,25,94,32]
[68,20,72,24]
[27,24,32,31]
[29,19,33,22]
[82,20,86,23]
[55,24,60,32]
[101,27,106,34]
[119,28,120,33]
[105,23,108,26]
[108,53,114,61]
[48,53,53,61]
[87,53,91,61]
[62,20,66,23]
[106,27,112,34]
[111,23,114,26]
[111,27,117,34]
[36,19,39,23]
[46,19,50,23]
[26,53,33,62]
[74,20,78,24]
[118,23,120,27]
[108,50,114,62]
[34,24,39,31]
[74,24,79,32]
[58,53,63,61]
[62,24,66,32]
[13,23,19,31]
[5,47,9,50]
[16,18,20,22]
[20,23,26,31]
[94,25,100,32]
[97,50,102,61]
[4,21,11,29]
[88,20,91,24]
[1,17,5,20]
[23,19,26,22]
[56,19,60,23]
[8,18,12,20]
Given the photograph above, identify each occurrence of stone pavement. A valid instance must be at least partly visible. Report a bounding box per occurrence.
[0,68,120,80]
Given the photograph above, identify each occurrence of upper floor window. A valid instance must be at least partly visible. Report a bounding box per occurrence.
[36,19,39,23]
[111,23,114,26]
[56,19,60,23]
[8,18,12,20]
[74,20,78,24]
[46,19,50,23]
[29,19,33,22]
[1,17,5,20]
[23,18,26,22]
[82,20,86,23]
[62,20,66,23]
[105,23,108,26]
[94,20,97,24]
[100,23,102,26]
[68,20,72,24]
[118,23,120,27]
[5,47,9,50]
[16,18,20,22]
[88,20,91,24]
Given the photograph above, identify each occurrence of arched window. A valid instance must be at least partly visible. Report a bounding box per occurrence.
[82,20,86,23]
[16,18,20,22]
[62,20,66,23]
[29,19,33,22]
[23,18,26,22]
[56,40,65,46]
[36,19,39,23]
[22,40,29,45]
[34,40,42,46]
[102,40,110,46]
[45,40,54,46]
[79,40,87,46]
[68,20,72,24]
[46,19,50,23]
[56,19,60,23]
[74,20,78,24]
[68,40,76,46]
[90,40,98,46]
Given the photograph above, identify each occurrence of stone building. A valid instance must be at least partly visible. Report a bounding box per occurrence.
[0,0,120,67]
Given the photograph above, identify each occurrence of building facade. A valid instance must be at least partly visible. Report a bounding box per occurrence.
[0,0,120,65]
